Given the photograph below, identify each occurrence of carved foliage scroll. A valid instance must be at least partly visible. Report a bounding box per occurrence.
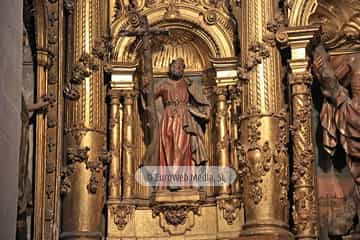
[152,204,200,235]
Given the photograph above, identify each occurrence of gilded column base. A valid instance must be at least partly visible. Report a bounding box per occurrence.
[237,225,293,240]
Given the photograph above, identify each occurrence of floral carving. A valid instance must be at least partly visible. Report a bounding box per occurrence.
[92,35,112,61]
[47,138,56,153]
[263,13,287,47]
[237,67,250,82]
[65,145,106,194]
[48,11,58,27]
[216,135,230,153]
[64,0,75,13]
[48,72,57,85]
[218,198,241,225]
[247,119,261,146]
[153,205,199,226]
[292,189,318,235]
[70,53,98,84]
[204,10,217,25]
[111,205,135,230]
[152,204,200,234]
[46,161,56,174]
[146,0,200,7]
[66,146,90,163]
[63,83,80,101]
[86,163,101,194]
[47,117,56,128]
[61,165,74,195]
[245,42,270,70]
[238,110,289,206]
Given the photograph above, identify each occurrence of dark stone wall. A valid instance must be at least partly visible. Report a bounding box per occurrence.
[0,0,23,239]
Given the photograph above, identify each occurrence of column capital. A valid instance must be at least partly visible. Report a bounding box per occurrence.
[281,26,321,77]
[215,86,229,97]
[122,91,137,105]
[36,48,55,69]
[109,62,138,91]
[107,89,122,99]
[211,57,239,87]
[278,25,321,61]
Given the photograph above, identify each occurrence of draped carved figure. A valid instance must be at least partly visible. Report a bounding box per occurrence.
[313,44,360,232]
[142,58,210,190]
[17,96,49,239]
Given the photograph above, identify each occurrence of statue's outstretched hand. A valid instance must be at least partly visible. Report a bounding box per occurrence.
[27,98,50,113]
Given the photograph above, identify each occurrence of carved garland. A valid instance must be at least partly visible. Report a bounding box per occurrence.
[61,132,111,195]
[64,35,112,101]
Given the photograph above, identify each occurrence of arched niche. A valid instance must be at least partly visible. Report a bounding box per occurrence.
[288,0,318,26]
[110,4,238,200]
[122,25,214,73]
[111,5,236,68]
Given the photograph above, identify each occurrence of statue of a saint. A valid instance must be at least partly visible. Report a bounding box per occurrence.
[142,58,210,189]
[313,44,360,233]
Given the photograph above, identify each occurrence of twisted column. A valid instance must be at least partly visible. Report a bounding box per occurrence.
[285,26,320,240]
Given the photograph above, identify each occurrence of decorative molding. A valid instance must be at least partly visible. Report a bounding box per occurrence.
[111,205,135,230]
[152,204,200,235]
[245,42,270,71]
[238,109,289,206]
[63,83,80,101]
[218,198,241,225]
[70,53,99,84]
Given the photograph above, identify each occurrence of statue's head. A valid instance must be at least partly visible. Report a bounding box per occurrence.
[169,58,185,80]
